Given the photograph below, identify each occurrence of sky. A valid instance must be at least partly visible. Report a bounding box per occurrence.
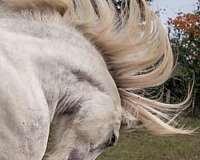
[151,0,198,24]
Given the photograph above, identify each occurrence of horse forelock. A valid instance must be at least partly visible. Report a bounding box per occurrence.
[3,0,193,135]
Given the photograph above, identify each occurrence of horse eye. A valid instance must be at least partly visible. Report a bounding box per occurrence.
[106,133,117,147]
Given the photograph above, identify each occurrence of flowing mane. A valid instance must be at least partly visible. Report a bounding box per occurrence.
[2,0,192,135]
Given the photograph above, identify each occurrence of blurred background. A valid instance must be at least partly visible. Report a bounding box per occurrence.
[98,0,200,160]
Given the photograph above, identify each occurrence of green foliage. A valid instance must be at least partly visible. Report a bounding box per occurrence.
[167,5,200,116]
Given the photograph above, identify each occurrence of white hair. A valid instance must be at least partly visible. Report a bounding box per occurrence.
[2,0,193,135]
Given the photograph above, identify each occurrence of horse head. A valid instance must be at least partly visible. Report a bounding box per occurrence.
[0,0,193,160]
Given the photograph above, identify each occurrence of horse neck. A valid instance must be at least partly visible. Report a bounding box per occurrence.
[0,7,121,120]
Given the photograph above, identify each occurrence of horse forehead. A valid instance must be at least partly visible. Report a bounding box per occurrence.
[80,103,121,126]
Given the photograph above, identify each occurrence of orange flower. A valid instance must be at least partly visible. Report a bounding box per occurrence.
[169,13,200,38]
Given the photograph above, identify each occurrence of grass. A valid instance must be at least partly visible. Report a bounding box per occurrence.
[97,118,200,160]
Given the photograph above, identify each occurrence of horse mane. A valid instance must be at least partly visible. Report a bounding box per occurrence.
[3,0,193,135]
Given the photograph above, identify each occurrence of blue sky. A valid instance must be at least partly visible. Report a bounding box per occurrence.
[151,0,198,24]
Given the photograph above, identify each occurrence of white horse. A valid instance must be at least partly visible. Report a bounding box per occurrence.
[0,0,192,160]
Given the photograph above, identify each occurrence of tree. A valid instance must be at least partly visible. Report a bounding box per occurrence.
[167,2,200,116]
